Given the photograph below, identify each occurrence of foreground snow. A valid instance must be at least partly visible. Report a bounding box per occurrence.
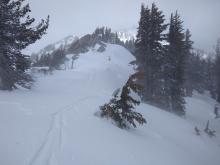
[0,44,220,165]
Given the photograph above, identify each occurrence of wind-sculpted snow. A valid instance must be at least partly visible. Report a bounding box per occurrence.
[0,44,220,165]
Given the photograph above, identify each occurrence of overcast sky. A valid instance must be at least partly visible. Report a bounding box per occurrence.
[26,0,220,53]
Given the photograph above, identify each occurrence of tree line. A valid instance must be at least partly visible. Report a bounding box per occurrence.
[100,3,220,129]
[134,3,220,116]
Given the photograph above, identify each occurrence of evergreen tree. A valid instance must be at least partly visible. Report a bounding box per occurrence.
[188,51,208,94]
[148,3,168,107]
[124,39,135,53]
[135,4,150,69]
[49,47,66,70]
[183,29,194,96]
[100,72,146,129]
[165,12,186,116]
[0,0,49,90]
[135,3,167,107]
[215,39,220,103]
[204,56,216,98]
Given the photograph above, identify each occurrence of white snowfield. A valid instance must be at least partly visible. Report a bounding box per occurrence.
[0,44,220,165]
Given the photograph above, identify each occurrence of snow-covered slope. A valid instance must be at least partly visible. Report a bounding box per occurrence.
[0,44,220,165]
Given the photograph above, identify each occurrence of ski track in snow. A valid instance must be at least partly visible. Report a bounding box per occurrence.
[29,95,103,165]
[28,58,133,165]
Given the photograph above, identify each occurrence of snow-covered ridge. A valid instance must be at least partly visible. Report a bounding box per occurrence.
[0,43,220,165]
[32,35,79,60]
[32,27,137,62]
[54,35,78,50]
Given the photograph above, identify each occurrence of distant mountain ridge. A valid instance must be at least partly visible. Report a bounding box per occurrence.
[31,35,79,60]
[116,28,137,43]
[32,27,136,65]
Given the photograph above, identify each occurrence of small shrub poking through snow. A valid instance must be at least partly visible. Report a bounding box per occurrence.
[100,72,146,129]
[204,120,216,138]
[194,126,201,136]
